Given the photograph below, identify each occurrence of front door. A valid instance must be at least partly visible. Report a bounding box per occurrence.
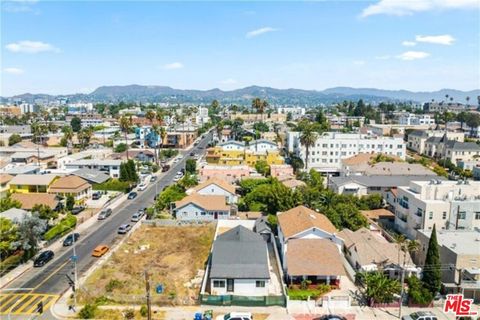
[227,279,234,292]
[214,212,218,219]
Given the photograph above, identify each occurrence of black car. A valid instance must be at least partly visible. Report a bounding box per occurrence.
[92,192,101,200]
[71,207,85,215]
[127,192,138,199]
[63,233,80,246]
[315,316,347,320]
[189,152,195,156]
[33,250,54,267]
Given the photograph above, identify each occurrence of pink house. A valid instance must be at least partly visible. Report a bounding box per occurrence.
[270,164,294,177]
[200,165,251,183]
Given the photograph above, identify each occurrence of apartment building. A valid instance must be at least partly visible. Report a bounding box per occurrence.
[286,132,406,173]
[398,114,435,126]
[395,180,480,239]
[65,159,122,178]
[407,130,464,155]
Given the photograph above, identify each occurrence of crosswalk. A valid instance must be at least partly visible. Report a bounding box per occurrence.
[0,293,59,315]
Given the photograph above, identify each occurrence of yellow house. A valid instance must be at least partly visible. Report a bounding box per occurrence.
[8,174,59,194]
[206,147,284,167]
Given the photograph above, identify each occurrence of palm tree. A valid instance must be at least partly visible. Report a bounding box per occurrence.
[62,126,74,151]
[159,127,167,159]
[466,96,470,107]
[299,123,318,170]
[145,110,156,125]
[119,115,133,160]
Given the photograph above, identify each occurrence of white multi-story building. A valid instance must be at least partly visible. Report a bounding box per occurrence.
[398,114,435,126]
[287,132,406,173]
[395,180,480,239]
[195,106,210,125]
[407,130,464,155]
[65,159,122,178]
[277,107,306,120]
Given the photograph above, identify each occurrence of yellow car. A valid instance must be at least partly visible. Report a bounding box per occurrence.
[92,245,109,257]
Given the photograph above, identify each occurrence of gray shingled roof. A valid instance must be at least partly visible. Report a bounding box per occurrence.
[254,216,272,234]
[210,226,269,279]
[446,140,480,151]
[409,130,429,138]
[331,175,444,188]
[72,168,110,184]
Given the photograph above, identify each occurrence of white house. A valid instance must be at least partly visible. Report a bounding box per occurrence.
[189,177,238,204]
[173,194,231,221]
[65,159,122,178]
[208,226,270,296]
[218,139,278,153]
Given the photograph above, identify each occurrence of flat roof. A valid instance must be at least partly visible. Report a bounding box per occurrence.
[418,229,480,255]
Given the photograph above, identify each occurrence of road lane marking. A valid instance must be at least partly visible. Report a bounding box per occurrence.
[1,293,31,314]
[0,294,59,315]
[12,294,37,314]
[22,295,47,314]
[40,295,58,314]
[32,259,71,290]
[0,294,19,311]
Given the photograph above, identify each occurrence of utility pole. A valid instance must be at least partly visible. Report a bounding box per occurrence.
[398,248,407,319]
[73,232,78,310]
[144,270,152,320]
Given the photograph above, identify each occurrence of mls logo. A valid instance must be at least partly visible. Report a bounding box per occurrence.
[443,294,478,316]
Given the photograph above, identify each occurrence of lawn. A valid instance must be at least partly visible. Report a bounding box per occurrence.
[78,224,215,306]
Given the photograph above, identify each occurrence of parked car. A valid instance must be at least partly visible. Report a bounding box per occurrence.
[63,233,80,246]
[316,315,347,320]
[173,172,183,182]
[137,183,147,191]
[189,152,195,156]
[150,176,157,182]
[127,192,138,199]
[401,311,438,320]
[33,250,54,267]
[97,208,112,220]
[92,245,109,257]
[117,224,132,234]
[131,211,144,222]
[92,192,101,200]
[71,206,85,215]
[161,165,170,172]
[216,312,252,320]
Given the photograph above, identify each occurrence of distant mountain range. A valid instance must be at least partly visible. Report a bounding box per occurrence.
[2,85,479,105]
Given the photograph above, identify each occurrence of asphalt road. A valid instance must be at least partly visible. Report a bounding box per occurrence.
[4,131,213,296]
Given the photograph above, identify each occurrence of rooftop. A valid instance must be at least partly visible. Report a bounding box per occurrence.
[9,174,58,186]
[331,175,443,188]
[49,175,91,193]
[278,205,337,238]
[71,168,110,184]
[11,193,59,210]
[418,229,480,256]
[193,177,236,195]
[175,194,229,211]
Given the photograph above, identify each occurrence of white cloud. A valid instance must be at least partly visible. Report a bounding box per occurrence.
[162,62,184,70]
[353,60,366,66]
[220,78,238,85]
[3,67,24,75]
[3,0,39,13]
[375,55,391,60]
[397,51,430,60]
[415,34,455,45]
[361,0,479,17]
[402,41,417,47]
[246,27,278,38]
[5,40,58,53]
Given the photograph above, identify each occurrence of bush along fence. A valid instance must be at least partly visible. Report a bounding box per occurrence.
[44,214,77,242]
[199,294,286,307]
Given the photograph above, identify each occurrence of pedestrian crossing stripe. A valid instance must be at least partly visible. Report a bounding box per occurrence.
[0,293,59,315]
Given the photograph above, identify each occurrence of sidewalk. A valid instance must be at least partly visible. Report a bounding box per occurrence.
[0,192,128,290]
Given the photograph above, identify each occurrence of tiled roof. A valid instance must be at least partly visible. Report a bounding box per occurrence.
[278,205,337,238]
[175,194,229,211]
[49,175,91,193]
[193,177,236,194]
[11,193,59,210]
[0,173,14,185]
[9,174,58,186]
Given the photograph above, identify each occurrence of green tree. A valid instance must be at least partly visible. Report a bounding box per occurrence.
[290,155,304,173]
[255,160,270,176]
[70,116,82,132]
[422,224,442,295]
[8,134,22,146]
[406,276,434,305]
[299,121,319,170]
[32,204,58,221]
[78,304,97,319]
[12,214,47,260]
[0,218,19,259]
[185,159,196,174]
[119,115,133,160]
[253,122,269,132]
[114,143,127,153]
[66,195,75,211]
[0,196,22,212]
[155,184,186,211]
[362,272,401,304]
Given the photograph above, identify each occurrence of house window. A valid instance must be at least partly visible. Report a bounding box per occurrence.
[429,212,433,220]
[213,280,225,288]
[475,212,480,220]
[442,212,447,219]
[458,211,466,220]
[256,281,265,288]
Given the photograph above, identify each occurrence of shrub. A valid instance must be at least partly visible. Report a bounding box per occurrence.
[407,276,434,305]
[44,215,77,241]
[124,309,135,319]
[140,305,148,317]
[114,143,127,153]
[0,252,23,276]
[78,304,97,319]
[287,285,331,300]
[93,179,130,192]
[105,279,123,292]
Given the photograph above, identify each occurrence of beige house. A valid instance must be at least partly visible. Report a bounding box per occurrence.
[0,173,13,198]
[407,130,464,155]
[48,175,92,204]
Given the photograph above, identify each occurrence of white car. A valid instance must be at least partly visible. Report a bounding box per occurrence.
[137,184,147,191]
[131,211,144,222]
[216,312,252,320]
[173,172,184,182]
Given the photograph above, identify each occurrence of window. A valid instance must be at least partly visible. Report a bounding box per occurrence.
[213,280,225,288]
[416,208,423,217]
[429,212,433,220]
[442,212,447,219]
[475,212,480,220]
[458,211,466,220]
[256,280,266,288]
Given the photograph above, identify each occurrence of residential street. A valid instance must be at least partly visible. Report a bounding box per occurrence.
[0,132,212,319]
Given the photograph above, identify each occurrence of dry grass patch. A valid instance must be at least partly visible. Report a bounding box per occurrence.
[79,224,215,306]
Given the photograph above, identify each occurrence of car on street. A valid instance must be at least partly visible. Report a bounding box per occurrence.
[63,233,80,246]
[316,315,347,320]
[117,224,132,234]
[173,171,184,182]
[137,183,147,191]
[71,206,85,215]
[216,312,253,320]
[131,210,144,222]
[150,176,157,182]
[92,245,109,257]
[401,311,438,320]
[97,208,112,220]
[190,152,195,156]
[92,192,101,200]
[161,164,170,172]
[127,192,138,199]
[33,250,54,267]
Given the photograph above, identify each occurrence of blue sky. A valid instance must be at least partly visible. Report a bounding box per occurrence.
[1,0,479,96]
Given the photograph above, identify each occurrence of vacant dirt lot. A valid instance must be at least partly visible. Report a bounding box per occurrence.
[79,224,215,306]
